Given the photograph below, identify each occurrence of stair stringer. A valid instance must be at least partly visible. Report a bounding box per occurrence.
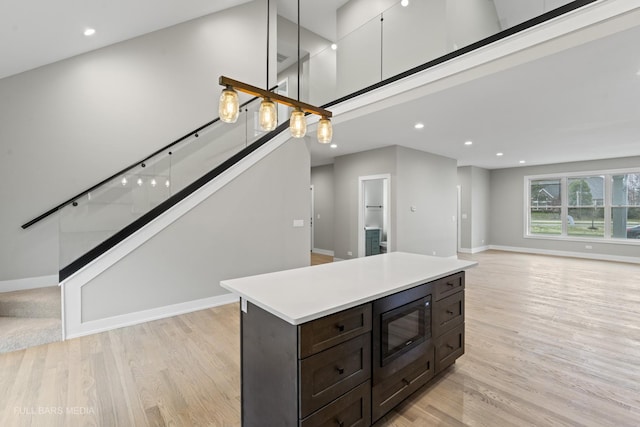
[61,130,296,339]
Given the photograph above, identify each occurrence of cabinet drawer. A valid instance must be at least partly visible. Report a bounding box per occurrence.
[372,346,434,422]
[300,334,371,418]
[433,272,464,301]
[434,323,465,374]
[300,380,371,427]
[433,291,464,337]
[299,304,372,358]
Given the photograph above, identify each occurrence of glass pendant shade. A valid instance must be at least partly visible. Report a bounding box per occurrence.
[259,98,278,131]
[317,117,333,144]
[219,87,239,123]
[290,108,307,138]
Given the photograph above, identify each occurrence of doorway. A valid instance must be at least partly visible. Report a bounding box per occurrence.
[310,185,314,252]
[358,174,391,257]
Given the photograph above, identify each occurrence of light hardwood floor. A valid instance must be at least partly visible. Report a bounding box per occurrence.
[310,252,334,266]
[1,251,639,426]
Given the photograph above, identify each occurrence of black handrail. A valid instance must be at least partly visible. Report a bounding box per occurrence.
[21,86,277,230]
[322,0,596,110]
[55,0,595,280]
[59,119,290,281]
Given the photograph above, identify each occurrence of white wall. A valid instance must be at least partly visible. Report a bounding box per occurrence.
[447,0,501,50]
[334,0,500,99]
[396,146,458,257]
[490,156,640,259]
[277,16,336,106]
[0,1,268,281]
[310,165,335,253]
[80,139,310,322]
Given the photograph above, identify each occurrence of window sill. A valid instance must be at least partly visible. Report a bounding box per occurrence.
[523,234,640,246]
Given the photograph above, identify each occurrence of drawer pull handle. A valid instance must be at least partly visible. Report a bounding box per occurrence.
[402,378,411,386]
[336,420,344,427]
[336,367,345,375]
[446,282,455,287]
[446,309,454,315]
[446,344,455,350]
[336,324,345,332]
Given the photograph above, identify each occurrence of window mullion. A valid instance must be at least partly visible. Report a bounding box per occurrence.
[561,177,568,236]
[604,174,612,238]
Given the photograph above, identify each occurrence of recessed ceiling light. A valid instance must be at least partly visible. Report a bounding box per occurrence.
[401,0,409,7]
[519,160,526,164]
[84,28,96,36]
[414,123,424,129]
[496,152,504,156]
[331,43,337,51]
[464,141,473,146]
[330,144,337,149]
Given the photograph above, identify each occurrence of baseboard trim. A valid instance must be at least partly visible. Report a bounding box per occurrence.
[489,245,640,264]
[64,293,238,340]
[312,248,334,256]
[0,275,58,293]
[458,246,490,254]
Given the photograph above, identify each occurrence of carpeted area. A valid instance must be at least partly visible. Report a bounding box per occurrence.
[0,286,62,353]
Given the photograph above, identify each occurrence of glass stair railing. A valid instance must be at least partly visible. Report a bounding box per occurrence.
[21,0,597,282]
[21,92,289,281]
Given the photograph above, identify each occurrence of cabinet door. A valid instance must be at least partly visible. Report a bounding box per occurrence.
[299,304,372,358]
[300,381,371,427]
[433,291,464,337]
[434,323,465,374]
[299,334,372,418]
[433,272,464,301]
[371,346,434,422]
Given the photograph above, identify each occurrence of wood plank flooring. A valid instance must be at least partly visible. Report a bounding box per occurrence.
[311,252,334,266]
[0,250,639,426]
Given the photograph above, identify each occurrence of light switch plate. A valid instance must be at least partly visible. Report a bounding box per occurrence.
[293,219,304,227]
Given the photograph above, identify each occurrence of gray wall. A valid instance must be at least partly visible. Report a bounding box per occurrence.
[457,166,473,250]
[490,156,640,258]
[471,166,491,249]
[458,165,491,251]
[333,145,458,260]
[0,1,269,281]
[333,146,397,260]
[396,147,458,257]
[82,139,310,321]
[310,164,335,253]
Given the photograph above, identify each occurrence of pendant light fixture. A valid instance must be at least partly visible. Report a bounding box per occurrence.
[317,116,333,144]
[290,108,307,138]
[258,0,278,131]
[217,0,332,143]
[219,86,239,123]
[289,0,306,138]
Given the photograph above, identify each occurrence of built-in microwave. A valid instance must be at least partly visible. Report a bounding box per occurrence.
[380,295,431,366]
[373,282,433,382]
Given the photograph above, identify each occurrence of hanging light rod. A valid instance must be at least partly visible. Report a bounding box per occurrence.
[219,76,332,118]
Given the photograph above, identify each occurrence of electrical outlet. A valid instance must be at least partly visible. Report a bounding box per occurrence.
[585,245,593,249]
[347,251,353,256]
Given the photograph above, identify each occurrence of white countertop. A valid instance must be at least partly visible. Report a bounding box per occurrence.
[220,252,477,325]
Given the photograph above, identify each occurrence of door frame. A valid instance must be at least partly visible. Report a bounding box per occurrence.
[358,174,391,258]
[310,184,314,252]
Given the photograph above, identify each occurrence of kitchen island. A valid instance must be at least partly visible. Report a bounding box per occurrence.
[221,252,477,426]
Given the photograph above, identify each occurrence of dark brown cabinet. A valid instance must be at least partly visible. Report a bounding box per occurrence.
[432,272,465,375]
[240,272,465,426]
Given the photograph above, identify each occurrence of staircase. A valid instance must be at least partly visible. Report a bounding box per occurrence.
[0,287,62,353]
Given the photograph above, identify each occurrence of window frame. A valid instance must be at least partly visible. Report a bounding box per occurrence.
[524,168,640,245]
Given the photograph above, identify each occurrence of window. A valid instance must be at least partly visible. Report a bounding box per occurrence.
[526,170,640,242]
